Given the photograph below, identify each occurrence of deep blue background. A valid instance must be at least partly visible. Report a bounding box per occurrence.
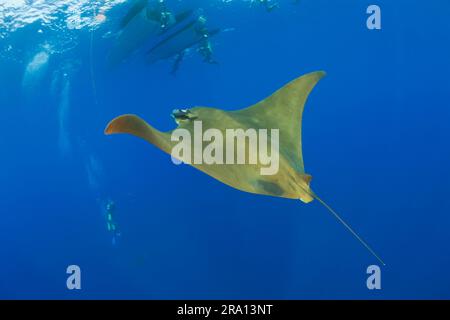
[1,0,450,299]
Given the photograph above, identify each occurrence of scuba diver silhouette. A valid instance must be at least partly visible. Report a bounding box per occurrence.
[105,199,121,246]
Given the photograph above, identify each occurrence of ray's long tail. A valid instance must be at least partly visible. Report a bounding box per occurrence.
[310,191,386,266]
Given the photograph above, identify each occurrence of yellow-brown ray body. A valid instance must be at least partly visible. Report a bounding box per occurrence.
[104,71,385,265]
[105,71,324,202]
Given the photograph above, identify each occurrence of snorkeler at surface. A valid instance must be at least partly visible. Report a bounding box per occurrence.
[156,0,175,30]
[152,14,220,75]
[196,16,218,64]
[108,0,193,66]
[251,0,279,12]
[105,199,121,246]
[198,38,217,64]
[119,0,173,30]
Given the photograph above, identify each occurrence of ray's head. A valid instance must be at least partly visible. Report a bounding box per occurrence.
[170,107,220,126]
[171,108,197,125]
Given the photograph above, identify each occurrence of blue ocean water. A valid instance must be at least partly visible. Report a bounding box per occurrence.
[0,0,449,299]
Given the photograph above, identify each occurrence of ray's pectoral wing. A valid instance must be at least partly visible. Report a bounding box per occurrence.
[232,71,326,173]
[105,114,175,154]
